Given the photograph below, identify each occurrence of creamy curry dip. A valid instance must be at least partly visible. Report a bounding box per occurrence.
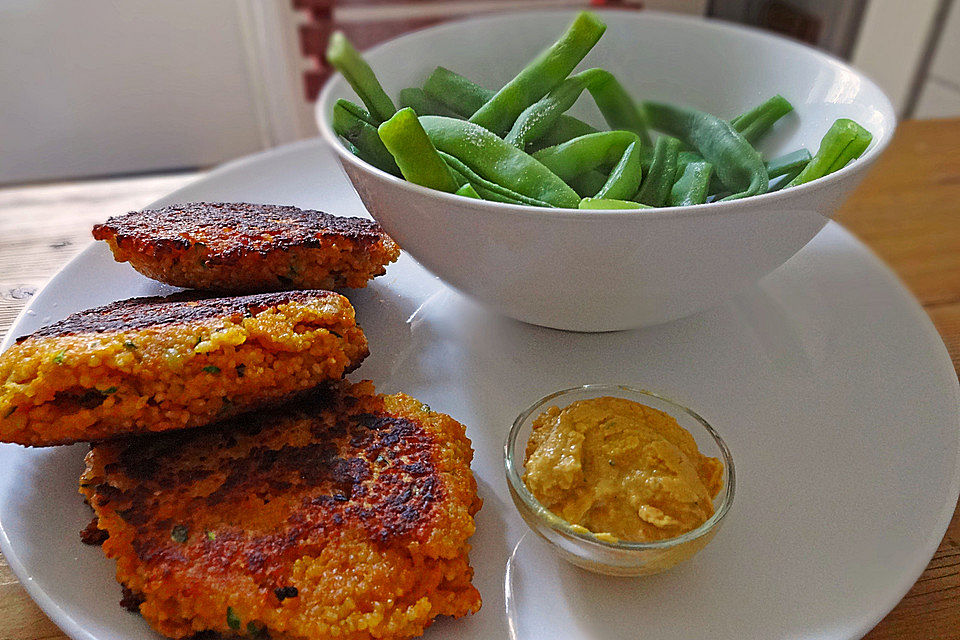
[522,396,724,543]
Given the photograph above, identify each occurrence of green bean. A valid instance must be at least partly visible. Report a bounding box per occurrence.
[469,11,606,136]
[684,98,794,197]
[579,197,651,210]
[445,163,468,188]
[587,71,652,146]
[444,160,525,204]
[676,150,705,177]
[594,141,642,200]
[473,188,534,205]
[677,147,727,198]
[326,31,396,124]
[825,122,872,173]
[337,98,378,127]
[767,164,806,192]
[568,170,609,198]
[504,67,654,153]
[731,94,793,144]
[377,108,459,192]
[505,69,607,148]
[765,148,811,179]
[696,146,809,195]
[786,119,872,187]
[421,116,580,207]
[332,100,401,176]
[506,68,652,149]
[398,87,460,117]
[471,184,540,205]
[438,151,556,208]
[638,145,654,175]
[455,183,482,199]
[532,131,638,182]
[423,67,493,117]
[527,116,599,152]
[643,100,768,200]
[423,66,599,150]
[635,136,681,206]
[669,161,714,206]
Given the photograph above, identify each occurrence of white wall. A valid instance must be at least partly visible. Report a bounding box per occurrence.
[914,0,960,118]
[851,0,942,116]
[0,0,310,185]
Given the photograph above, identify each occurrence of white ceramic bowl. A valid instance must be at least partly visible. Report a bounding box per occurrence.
[317,10,896,332]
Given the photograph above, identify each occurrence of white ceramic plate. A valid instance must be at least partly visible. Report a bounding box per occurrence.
[1,140,958,640]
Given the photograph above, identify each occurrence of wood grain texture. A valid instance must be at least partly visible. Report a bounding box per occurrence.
[0,121,958,638]
[0,553,66,640]
[836,118,960,309]
[828,118,960,639]
[0,173,200,343]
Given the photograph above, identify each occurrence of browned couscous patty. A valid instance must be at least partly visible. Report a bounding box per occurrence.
[80,380,482,640]
[0,290,368,446]
[92,202,401,293]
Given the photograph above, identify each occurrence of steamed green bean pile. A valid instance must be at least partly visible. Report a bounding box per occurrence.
[326,12,873,209]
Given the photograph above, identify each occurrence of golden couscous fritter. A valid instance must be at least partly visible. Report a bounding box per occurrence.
[0,290,368,446]
[80,380,482,640]
[92,202,401,293]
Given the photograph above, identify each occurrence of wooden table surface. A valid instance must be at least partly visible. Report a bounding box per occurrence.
[1,119,958,639]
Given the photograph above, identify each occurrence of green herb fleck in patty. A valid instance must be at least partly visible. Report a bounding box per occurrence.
[171,524,189,543]
[227,606,241,631]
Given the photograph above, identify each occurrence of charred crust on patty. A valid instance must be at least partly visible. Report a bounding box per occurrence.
[80,381,481,638]
[16,290,340,342]
[90,385,447,578]
[273,586,298,601]
[90,202,401,293]
[92,202,390,262]
[119,585,145,612]
[80,516,109,545]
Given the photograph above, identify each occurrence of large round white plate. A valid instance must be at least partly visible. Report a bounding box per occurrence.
[1,139,958,640]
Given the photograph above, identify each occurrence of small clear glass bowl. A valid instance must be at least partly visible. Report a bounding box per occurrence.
[504,384,735,577]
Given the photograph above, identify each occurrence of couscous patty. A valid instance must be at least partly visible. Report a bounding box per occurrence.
[0,290,368,446]
[80,380,482,640]
[92,202,401,292]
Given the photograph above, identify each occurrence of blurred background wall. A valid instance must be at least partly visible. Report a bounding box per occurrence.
[1,0,956,186]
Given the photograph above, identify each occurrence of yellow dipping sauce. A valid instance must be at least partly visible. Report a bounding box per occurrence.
[522,396,724,543]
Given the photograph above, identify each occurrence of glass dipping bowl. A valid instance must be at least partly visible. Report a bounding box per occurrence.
[504,384,735,576]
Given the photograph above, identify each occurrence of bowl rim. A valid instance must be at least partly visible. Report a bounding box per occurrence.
[316,8,897,220]
[503,383,736,552]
